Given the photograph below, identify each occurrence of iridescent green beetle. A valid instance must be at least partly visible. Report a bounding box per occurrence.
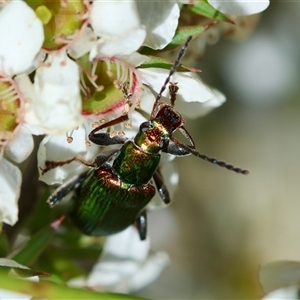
[43,36,249,240]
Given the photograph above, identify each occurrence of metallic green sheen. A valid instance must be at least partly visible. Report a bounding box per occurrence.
[69,167,155,236]
[112,141,160,185]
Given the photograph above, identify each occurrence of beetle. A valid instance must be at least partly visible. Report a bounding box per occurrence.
[42,36,249,240]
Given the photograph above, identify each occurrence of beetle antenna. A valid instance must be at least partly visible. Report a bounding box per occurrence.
[150,36,193,118]
[172,138,249,175]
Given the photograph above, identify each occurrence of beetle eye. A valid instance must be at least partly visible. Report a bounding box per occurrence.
[139,121,150,132]
[159,137,169,149]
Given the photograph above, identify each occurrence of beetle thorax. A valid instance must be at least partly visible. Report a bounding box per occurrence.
[134,120,170,154]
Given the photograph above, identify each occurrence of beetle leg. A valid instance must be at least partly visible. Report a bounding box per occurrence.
[162,125,196,157]
[163,140,191,157]
[41,149,118,175]
[89,114,129,141]
[47,172,87,206]
[153,169,170,204]
[135,210,147,241]
[89,132,127,147]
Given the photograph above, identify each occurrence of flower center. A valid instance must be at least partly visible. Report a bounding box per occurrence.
[26,0,89,51]
[0,76,22,146]
[78,55,142,123]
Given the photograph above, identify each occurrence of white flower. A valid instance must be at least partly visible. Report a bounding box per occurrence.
[0,159,21,226]
[135,1,180,49]
[0,0,44,226]
[68,226,170,293]
[179,0,270,16]
[207,0,270,16]
[21,52,83,136]
[89,1,146,58]
[76,0,181,60]
[0,1,44,76]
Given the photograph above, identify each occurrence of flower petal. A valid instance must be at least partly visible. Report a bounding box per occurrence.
[84,226,169,293]
[141,69,215,117]
[208,0,270,16]
[0,1,44,76]
[136,1,180,49]
[5,127,34,163]
[262,286,300,300]
[68,27,97,59]
[89,1,146,57]
[0,158,21,226]
[89,28,146,58]
[31,52,83,135]
[90,1,141,37]
[175,86,226,118]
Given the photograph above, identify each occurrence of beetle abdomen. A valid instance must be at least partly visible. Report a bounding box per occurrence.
[69,167,155,236]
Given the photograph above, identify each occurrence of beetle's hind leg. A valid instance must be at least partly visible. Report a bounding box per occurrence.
[47,172,87,206]
[135,210,147,241]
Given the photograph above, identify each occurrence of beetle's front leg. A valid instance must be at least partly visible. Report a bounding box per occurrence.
[89,132,127,147]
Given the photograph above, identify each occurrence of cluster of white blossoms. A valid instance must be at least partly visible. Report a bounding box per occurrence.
[0,0,269,295]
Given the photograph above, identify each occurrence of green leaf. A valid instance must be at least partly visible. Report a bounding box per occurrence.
[188,0,234,23]
[139,56,200,73]
[9,217,64,266]
[139,25,211,55]
[0,264,49,278]
[0,270,148,299]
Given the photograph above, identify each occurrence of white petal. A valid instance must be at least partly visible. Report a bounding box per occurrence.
[15,74,47,135]
[208,0,270,16]
[139,85,156,116]
[89,1,146,58]
[141,69,214,112]
[84,226,169,293]
[259,261,300,294]
[136,1,180,49]
[37,127,94,184]
[0,1,44,76]
[175,86,226,118]
[0,288,32,300]
[90,1,141,37]
[31,52,83,135]
[262,286,300,300]
[0,158,21,225]
[0,258,29,269]
[120,52,149,68]
[68,27,97,59]
[5,127,34,163]
[89,28,146,58]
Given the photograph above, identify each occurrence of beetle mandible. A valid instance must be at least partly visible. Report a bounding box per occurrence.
[42,36,249,240]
